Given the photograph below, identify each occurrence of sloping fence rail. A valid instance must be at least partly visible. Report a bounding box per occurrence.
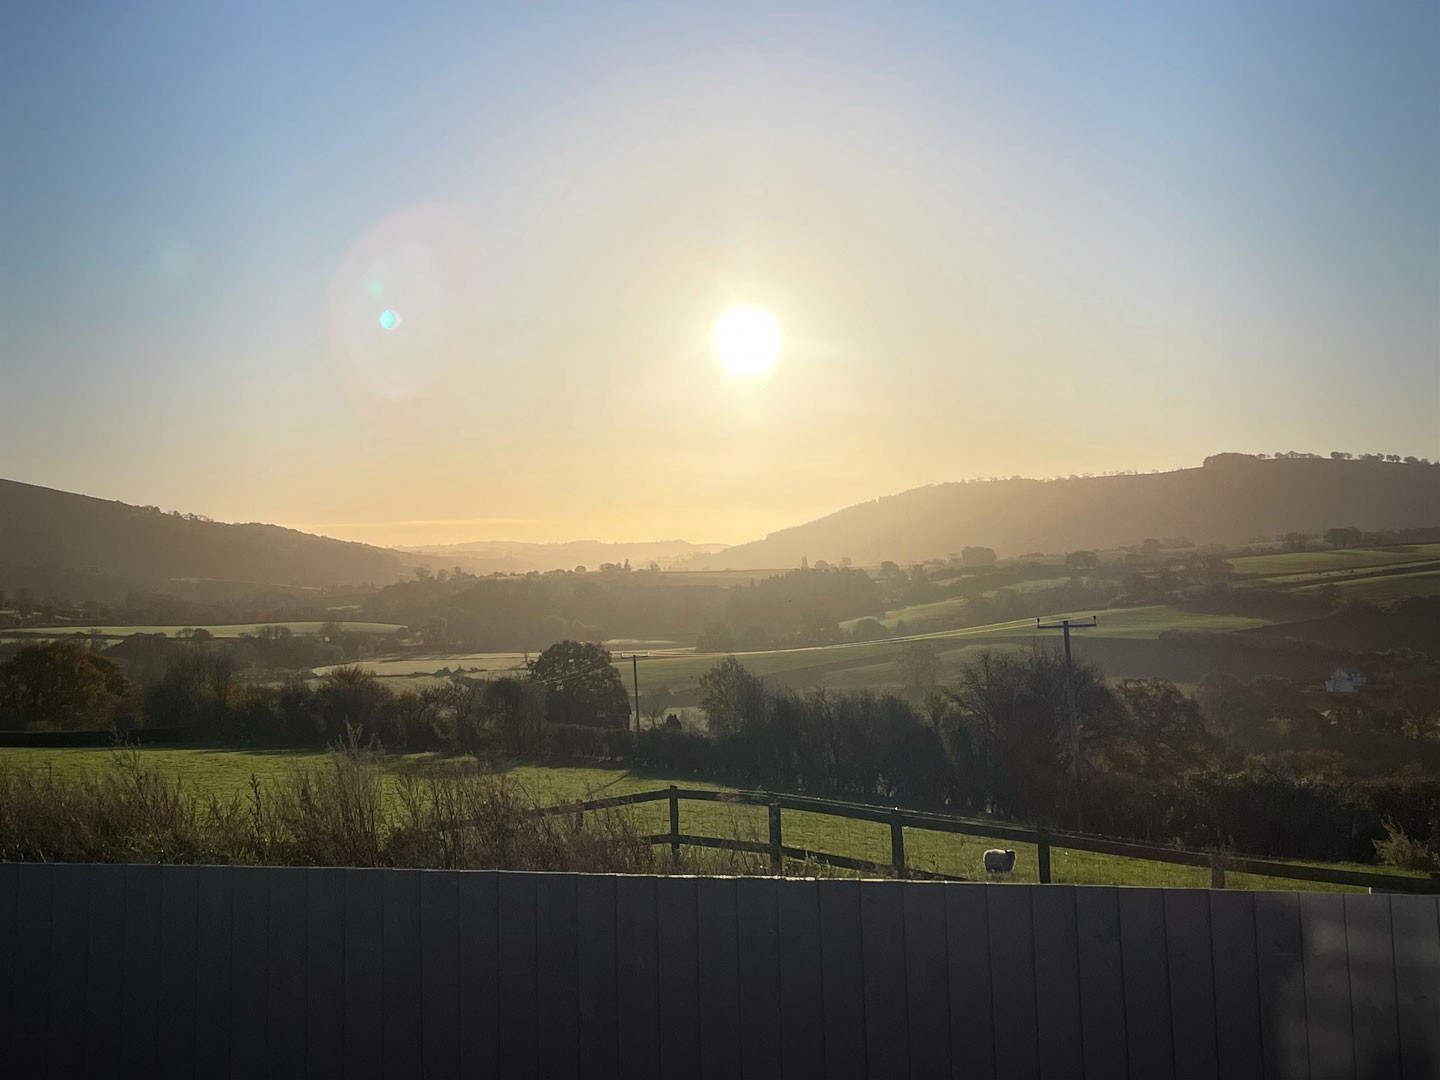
[536,785,1440,894]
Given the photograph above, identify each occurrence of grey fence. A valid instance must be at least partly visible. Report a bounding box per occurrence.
[1,862,1437,1079]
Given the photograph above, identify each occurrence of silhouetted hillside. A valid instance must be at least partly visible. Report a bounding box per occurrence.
[698,455,1440,568]
[0,479,406,598]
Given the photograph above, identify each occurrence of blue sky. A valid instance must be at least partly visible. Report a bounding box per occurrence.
[2,2,1436,544]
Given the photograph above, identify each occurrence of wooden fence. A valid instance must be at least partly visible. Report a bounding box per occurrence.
[2,862,1438,1078]
[541,784,1440,894]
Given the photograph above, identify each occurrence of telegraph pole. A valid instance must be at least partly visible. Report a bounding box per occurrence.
[1036,615,1097,829]
[617,653,646,732]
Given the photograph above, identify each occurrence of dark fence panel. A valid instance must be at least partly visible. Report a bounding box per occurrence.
[1,863,1436,1079]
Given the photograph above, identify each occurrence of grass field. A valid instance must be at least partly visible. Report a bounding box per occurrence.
[2,620,406,640]
[1227,543,1440,578]
[1293,567,1440,602]
[0,745,1408,892]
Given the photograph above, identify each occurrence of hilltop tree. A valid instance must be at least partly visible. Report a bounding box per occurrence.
[1324,526,1362,549]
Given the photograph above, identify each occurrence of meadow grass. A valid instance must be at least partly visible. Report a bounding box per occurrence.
[1227,543,1440,578]
[0,745,1398,891]
[1293,567,1440,602]
[2,620,406,640]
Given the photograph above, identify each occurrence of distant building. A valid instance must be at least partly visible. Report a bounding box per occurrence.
[1324,667,1368,694]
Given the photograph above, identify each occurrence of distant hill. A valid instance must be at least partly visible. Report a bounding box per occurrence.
[402,538,727,575]
[696,455,1440,569]
[0,479,407,598]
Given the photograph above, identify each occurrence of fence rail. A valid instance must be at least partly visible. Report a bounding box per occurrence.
[539,784,1440,894]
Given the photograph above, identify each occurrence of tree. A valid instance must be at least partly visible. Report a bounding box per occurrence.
[0,640,136,729]
[850,617,891,642]
[1065,550,1100,570]
[528,641,630,727]
[1324,526,1362,549]
[1278,532,1312,553]
[898,641,939,698]
[640,684,672,727]
[961,546,997,567]
[697,656,767,738]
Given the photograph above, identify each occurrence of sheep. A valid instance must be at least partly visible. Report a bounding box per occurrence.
[983,848,1016,874]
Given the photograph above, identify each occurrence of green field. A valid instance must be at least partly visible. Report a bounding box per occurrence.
[0,745,1406,891]
[1228,543,1440,578]
[2,620,406,640]
[1294,567,1440,602]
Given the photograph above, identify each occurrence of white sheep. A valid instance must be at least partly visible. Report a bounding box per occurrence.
[983,848,1016,874]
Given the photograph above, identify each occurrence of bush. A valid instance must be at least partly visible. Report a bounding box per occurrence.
[544,723,630,761]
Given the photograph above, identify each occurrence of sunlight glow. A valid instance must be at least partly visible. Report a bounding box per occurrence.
[378,309,398,330]
[712,306,780,377]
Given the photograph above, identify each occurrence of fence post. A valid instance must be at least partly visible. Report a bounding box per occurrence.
[668,785,680,858]
[1209,853,1226,890]
[768,801,782,875]
[890,811,906,879]
[1037,828,1052,884]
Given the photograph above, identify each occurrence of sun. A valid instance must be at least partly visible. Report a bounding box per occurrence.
[712,305,780,377]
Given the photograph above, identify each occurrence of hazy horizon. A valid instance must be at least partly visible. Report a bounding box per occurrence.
[4,2,1437,548]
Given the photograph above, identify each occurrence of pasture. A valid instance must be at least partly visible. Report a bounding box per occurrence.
[1,620,406,640]
[1227,543,1440,578]
[1294,567,1440,602]
[0,745,1399,891]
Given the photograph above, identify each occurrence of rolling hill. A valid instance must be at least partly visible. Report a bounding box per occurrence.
[0,479,407,598]
[696,455,1440,569]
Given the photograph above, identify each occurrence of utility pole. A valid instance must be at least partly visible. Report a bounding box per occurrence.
[617,653,646,732]
[1036,615,1097,830]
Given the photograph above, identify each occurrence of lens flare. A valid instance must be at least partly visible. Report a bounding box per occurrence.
[379,309,398,330]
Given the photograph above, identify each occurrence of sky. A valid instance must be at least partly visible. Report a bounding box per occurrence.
[2,2,1437,547]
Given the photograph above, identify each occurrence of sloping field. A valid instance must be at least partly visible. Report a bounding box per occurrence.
[1294,567,1440,602]
[1228,543,1440,578]
[2,620,405,640]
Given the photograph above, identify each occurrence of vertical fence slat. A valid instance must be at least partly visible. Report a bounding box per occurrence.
[1254,890,1309,1080]
[193,865,233,1080]
[1391,894,1440,1079]
[1163,889,1219,1080]
[343,868,384,1080]
[267,867,307,1080]
[11,861,53,1077]
[1344,893,1400,1080]
[737,875,782,1078]
[696,877,740,1080]
[861,880,910,1080]
[658,876,702,1079]
[578,873,620,1080]
[1208,889,1262,1080]
[1119,886,1175,1080]
[987,884,1040,1080]
[616,873,661,1080]
[458,871,500,1077]
[1299,891,1355,1079]
[537,873,581,1080]
[0,862,14,1072]
[121,863,162,1078]
[1032,884,1084,1079]
[945,884,995,1077]
[229,866,269,1080]
[819,879,868,1080]
[48,863,90,1079]
[498,871,540,1080]
[1075,885,1128,1080]
[157,866,199,1080]
[383,870,423,1078]
[305,867,346,1080]
[420,871,462,1080]
[778,878,826,1080]
[903,882,951,1080]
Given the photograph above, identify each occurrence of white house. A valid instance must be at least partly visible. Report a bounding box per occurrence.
[1324,667,1368,694]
